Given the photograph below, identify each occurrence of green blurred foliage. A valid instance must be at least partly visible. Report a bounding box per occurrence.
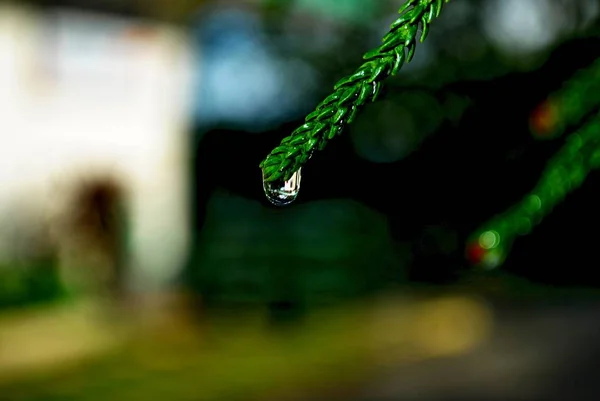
[189,191,405,314]
[0,258,63,310]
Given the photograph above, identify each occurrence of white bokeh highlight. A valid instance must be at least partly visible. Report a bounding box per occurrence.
[482,0,565,55]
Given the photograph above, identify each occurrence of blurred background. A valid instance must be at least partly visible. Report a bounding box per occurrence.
[1,0,600,400]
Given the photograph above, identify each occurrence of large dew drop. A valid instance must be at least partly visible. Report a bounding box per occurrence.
[262,168,302,206]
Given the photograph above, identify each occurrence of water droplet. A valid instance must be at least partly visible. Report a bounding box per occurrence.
[478,230,499,250]
[525,194,542,213]
[372,81,380,98]
[262,168,301,206]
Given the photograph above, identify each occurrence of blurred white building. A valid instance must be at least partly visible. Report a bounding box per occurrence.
[0,5,195,293]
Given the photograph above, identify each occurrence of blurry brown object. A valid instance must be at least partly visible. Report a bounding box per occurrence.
[49,173,128,301]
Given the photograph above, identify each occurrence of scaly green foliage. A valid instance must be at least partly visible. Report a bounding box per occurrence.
[468,110,600,269]
[260,0,451,182]
[531,57,600,139]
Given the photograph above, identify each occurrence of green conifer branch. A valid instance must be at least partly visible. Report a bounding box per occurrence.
[467,109,600,269]
[260,0,451,182]
[531,57,600,138]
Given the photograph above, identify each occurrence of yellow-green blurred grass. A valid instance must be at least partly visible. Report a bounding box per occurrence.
[0,292,493,401]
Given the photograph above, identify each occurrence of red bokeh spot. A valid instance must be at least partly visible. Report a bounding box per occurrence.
[465,242,486,265]
[530,100,558,137]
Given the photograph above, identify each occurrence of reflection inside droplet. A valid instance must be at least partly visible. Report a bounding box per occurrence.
[262,168,301,206]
